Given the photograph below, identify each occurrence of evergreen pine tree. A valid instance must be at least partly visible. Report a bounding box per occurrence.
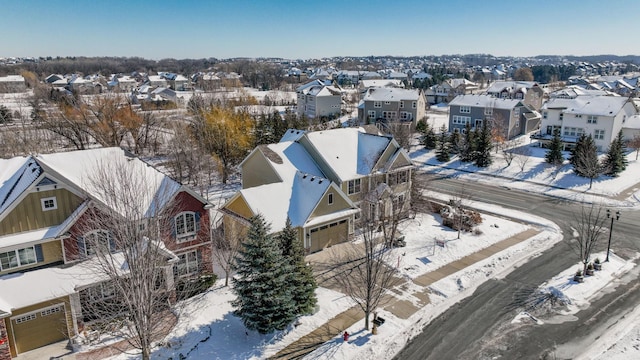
[603,130,627,176]
[570,134,602,189]
[474,120,493,167]
[415,119,427,134]
[545,128,564,165]
[278,219,317,315]
[232,215,297,334]
[449,130,462,155]
[435,125,451,162]
[422,124,437,150]
[459,122,476,162]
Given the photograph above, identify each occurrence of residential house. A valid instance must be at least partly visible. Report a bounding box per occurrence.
[448,94,541,139]
[0,148,212,358]
[221,127,413,253]
[296,80,343,119]
[426,78,479,105]
[358,79,405,95]
[485,81,545,110]
[536,95,637,150]
[107,75,137,93]
[0,76,27,93]
[359,87,426,126]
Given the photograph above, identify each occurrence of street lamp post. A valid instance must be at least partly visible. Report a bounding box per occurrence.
[606,209,621,262]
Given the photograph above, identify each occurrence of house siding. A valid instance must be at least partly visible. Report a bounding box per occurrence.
[241,151,280,189]
[0,188,83,236]
[0,240,62,276]
[309,189,352,219]
[0,319,10,360]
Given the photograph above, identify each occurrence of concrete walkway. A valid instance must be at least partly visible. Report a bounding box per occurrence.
[270,227,541,359]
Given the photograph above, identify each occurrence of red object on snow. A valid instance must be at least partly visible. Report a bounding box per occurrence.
[343,331,349,342]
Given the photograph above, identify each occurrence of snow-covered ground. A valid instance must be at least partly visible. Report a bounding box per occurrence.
[102,114,640,359]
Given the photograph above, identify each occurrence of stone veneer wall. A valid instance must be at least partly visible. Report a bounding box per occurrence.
[0,319,11,360]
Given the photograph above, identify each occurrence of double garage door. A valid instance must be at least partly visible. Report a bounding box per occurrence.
[11,304,68,354]
[309,219,348,253]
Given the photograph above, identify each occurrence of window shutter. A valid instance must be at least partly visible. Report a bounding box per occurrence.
[196,249,202,272]
[108,236,116,253]
[77,236,86,258]
[35,244,44,262]
[195,212,201,233]
[170,217,176,239]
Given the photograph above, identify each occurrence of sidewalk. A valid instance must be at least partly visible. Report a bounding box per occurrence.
[270,227,541,360]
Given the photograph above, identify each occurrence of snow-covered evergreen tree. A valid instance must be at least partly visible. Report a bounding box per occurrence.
[474,121,493,167]
[232,215,296,334]
[460,122,476,162]
[435,126,451,162]
[421,124,437,150]
[278,219,317,315]
[545,128,564,165]
[603,130,627,177]
[570,134,602,189]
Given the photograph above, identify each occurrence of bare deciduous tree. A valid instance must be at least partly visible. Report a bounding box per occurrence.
[513,144,532,172]
[77,159,196,360]
[328,189,405,330]
[569,204,608,277]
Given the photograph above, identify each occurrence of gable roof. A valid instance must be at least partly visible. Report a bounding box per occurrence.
[303,128,392,182]
[449,94,522,110]
[0,157,42,216]
[363,87,421,102]
[541,95,630,116]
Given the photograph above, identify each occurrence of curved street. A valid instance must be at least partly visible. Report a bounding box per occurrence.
[394,176,640,360]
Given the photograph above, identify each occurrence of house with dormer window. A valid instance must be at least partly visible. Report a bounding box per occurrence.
[221,127,413,254]
[0,148,211,358]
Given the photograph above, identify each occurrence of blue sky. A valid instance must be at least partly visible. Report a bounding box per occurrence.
[2,0,638,60]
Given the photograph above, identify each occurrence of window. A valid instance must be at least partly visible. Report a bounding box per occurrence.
[400,112,412,121]
[14,313,36,324]
[543,111,548,119]
[0,246,38,271]
[41,196,57,211]
[594,129,605,140]
[460,106,471,114]
[385,101,391,105]
[174,211,198,240]
[484,107,493,116]
[399,101,404,108]
[81,230,114,256]
[174,250,200,277]
[41,305,63,317]
[563,127,584,137]
[452,115,471,125]
[328,193,334,205]
[575,114,582,118]
[397,170,408,184]
[412,101,417,109]
[474,119,483,128]
[559,113,564,121]
[85,282,116,301]
[367,110,376,119]
[374,101,382,108]
[513,108,520,118]
[587,115,598,124]
[347,179,361,195]
[382,111,397,120]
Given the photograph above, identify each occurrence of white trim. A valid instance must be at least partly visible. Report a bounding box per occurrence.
[40,196,57,211]
[10,302,67,355]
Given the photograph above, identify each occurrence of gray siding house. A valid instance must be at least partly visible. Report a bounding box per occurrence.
[296,80,343,119]
[359,88,426,126]
[448,94,541,139]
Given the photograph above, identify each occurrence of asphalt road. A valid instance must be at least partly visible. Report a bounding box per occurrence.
[394,176,640,360]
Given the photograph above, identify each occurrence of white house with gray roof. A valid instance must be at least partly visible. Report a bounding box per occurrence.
[296,80,343,119]
[535,95,637,150]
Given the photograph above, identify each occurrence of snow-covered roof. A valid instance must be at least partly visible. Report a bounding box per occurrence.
[0,75,25,83]
[304,128,392,181]
[449,94,522,110]
[360,79,404,88]
[362,87,421,102]
[35,148,181,218]
[0,157,41,216]
[541,96,630,116]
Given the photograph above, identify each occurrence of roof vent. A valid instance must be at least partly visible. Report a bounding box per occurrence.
[318,180,323,184]
[310,177,315,182]
[302,174,307,179]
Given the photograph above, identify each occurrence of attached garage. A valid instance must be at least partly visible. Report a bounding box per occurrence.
[10,303,68,354]
[308,219,349,253]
